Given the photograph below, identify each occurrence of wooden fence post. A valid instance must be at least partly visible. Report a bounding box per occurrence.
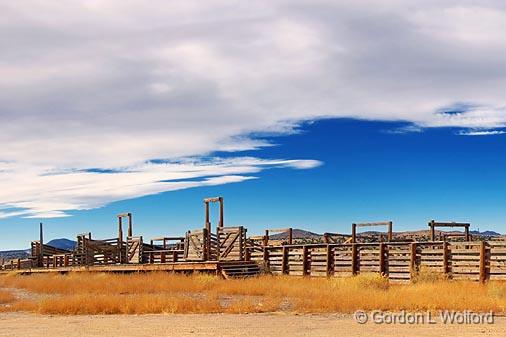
[202,227,209,261]
[351,243,358,275]
[479,241,487,283]
[410,242,417,280]
[326,245,334,277]
[379,243,386,276]
[302,246,309,276]
[429,220,435,241]
[263,246,269,269]
[442,241,449,275]
[239,226,244,261]
[281,246,288,275]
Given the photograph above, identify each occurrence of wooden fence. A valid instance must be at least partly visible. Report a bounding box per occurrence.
[250,241,506,282]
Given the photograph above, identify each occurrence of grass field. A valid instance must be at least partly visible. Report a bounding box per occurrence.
[0,272,504,315]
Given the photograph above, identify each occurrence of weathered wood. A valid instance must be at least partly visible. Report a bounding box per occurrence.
[410,242,417,278]
[480,240,487,283]
[281,246,288,274]
[443,241,448,274]
[302,245,309,276]
[379,243,385,275]
[351,244,358,275]
[326,245,334,277]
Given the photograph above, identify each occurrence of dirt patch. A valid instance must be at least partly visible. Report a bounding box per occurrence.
[0,312,504,337]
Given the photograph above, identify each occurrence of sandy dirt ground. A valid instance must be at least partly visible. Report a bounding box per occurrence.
[0,313,504,337]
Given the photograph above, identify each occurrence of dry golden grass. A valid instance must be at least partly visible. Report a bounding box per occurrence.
[0,290,16,304]
[0,272,504,314]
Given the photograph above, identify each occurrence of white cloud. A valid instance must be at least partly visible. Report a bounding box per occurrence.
[0,158,322,218]
[457,130,506,136]
[1,1,506,217]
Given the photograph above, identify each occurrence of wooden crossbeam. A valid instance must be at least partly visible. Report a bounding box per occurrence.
[351,221,393,243]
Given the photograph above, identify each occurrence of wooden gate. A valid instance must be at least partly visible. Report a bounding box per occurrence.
[127,236,143,263]
[184,228,209,261]
[217,226,246,261]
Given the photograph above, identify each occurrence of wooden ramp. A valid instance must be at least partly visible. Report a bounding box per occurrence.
[219,261,261,279]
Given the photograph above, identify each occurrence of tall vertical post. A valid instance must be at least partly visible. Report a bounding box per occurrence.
[39,222,44,267]
[118,217,123,240]
[118,217,123,263]
[219,197,224,228]
[352,223,357,243]
[387,221,393,242]
[288,228,293,245]
[127,213,133,237]
[429,220,435,241]
[465,224,470,241]
[263,230,269,247]
[204,201,210,232]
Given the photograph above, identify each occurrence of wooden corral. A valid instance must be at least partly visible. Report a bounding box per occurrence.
[1,199,505,282]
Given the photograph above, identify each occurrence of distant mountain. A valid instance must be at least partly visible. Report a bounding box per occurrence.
[0,249,30,260]
[269,229,322,240]
[470,230,502,236]
[47,238,77,251]
[0,238,76,261]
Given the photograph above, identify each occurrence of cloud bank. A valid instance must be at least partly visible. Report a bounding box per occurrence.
[1,1,506,217]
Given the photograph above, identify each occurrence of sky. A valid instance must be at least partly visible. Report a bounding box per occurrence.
[1,1,506,249]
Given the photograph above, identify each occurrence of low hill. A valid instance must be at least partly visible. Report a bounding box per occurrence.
[47,238,77,251]
[269,229,321,240]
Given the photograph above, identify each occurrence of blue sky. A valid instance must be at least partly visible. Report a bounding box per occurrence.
[2,1,506,249]
[2,118,506,249]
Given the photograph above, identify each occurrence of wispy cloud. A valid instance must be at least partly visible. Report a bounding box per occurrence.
[0,158,321,219]
[457,130,506,136]
[384,125,424,134]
